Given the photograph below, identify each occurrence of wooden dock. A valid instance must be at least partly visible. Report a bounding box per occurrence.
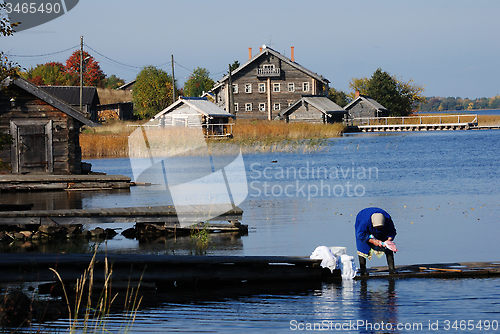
[0,174,131,191]
[0,253,339,286]
[0,204,245,233]
[346,114,478,132]
[356,261,500,279]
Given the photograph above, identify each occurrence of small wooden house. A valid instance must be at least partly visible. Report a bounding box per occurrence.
[344,94,389,121]
[0,76,97,174]
[152,97,234,137]
[41,86,100,122]
[278,96,345,123]
[97,102,134,121]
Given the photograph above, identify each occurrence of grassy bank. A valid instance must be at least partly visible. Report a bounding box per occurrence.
[80,120,346,159]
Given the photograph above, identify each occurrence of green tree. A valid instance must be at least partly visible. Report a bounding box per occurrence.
[103,75,125,89]
[227,60,240,74]
[133,66,175,119]
[328,87,349,107]
[21,62,75,86]
[350,68,424,116]
[183,67,215,97]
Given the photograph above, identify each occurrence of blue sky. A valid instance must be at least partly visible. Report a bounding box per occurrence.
[2,0,499,99]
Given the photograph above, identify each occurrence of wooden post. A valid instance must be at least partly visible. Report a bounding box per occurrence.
[228,64,233,115]
[80,36,83,112]
[171,55,176,102]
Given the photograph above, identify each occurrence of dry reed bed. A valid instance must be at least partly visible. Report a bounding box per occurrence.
[80,120,346,158]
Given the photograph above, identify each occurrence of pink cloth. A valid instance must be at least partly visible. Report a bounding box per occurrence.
[383,240,398,252]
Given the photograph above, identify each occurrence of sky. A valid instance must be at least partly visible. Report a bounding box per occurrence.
[2,0,499,99]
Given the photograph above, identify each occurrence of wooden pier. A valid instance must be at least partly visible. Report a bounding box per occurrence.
[0,253,339,286]
[356,261,500,279]
[0,174,131,191]
[0,204,245,233]
[346,114,478,132]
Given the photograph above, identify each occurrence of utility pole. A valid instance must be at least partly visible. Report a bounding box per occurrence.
[171,55,176,103]
[80,36,83,112]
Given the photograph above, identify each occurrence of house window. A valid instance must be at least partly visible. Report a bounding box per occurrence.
[303,82,310,92]
[273,103,281,111]
[232,84,238,94]
[245,103,252,111]
[234,103,238,112]
[259,103,266,111]
[263,64,275,70]
[273,83,280,92]
[288,83,295,92]
[245,84,252,93]
[258,83,266,93]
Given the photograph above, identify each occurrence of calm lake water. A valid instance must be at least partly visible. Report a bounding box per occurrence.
[13,129,500,333]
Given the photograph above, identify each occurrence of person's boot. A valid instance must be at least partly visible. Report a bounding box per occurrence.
[386,251,396,275]
[358,256,369,276]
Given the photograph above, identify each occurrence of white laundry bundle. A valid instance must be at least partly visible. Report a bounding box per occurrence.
[310,246,358,280]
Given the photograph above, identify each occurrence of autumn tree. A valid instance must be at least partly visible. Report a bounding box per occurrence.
[65,50,106,87]
[349,68,424,116]
[133,66,175,119]
[21,62,75,86]
[103,74,125,89]
[183,67,215,97]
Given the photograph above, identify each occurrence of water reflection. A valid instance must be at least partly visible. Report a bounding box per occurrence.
[358,279,398,333]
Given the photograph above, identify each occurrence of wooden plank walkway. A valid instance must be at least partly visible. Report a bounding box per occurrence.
[356,261,500,279]
[0,174,131,191]
[0,204,245,232]
[0,253,339,285]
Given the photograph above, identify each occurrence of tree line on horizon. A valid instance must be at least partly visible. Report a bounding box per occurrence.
[418,96,500,112]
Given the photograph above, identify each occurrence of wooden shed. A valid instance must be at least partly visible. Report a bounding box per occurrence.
[152,97,234,137]
[278,96,345,123]
[344,94,389,121]
[0,76,97,175]
[41,86,100,122]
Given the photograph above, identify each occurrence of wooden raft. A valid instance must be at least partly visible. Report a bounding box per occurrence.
[0,253,339,285]
[356,261,500,279]
[0,204,245,233]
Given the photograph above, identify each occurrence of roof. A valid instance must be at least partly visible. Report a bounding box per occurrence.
[344,95,388,112]
[2,76,98,127]
[118,80,136,90]
[212,46,329,91]
[280,96,345,117]
[40,86,100,106]
[153,97,235,119]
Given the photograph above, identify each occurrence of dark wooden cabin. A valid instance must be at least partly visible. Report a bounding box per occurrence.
[0,76,97,175]
[41,86,100,122]
[278,96,345,123]
[344,94,389,121]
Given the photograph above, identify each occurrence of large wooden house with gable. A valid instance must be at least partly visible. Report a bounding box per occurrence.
[210,46,330,120]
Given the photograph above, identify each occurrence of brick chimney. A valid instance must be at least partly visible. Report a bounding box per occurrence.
[355,91,360,98]
[259,46,263,53]
[291,46,295,62]
[248,47,252,60]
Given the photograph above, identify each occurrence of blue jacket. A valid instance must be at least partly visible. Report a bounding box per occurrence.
[355,207,397,256]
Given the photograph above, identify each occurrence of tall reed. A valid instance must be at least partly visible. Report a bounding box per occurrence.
[49,251,143,333]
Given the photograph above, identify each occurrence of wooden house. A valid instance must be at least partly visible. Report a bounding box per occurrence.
[152,97,234,137]
[344,93,389,122]
[278,96,345,123]
[210,46,330,120]
[41,86,100,122]
[0,76,97,174]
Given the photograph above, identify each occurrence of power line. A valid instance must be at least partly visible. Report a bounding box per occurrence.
[7,44,79,58]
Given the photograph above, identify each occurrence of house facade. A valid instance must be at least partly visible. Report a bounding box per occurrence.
[211,46,330,120]
[0,76,97,174]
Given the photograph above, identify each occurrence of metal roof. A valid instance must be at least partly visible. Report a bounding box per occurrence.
[153,97,234,119]
[41,86,100,106]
